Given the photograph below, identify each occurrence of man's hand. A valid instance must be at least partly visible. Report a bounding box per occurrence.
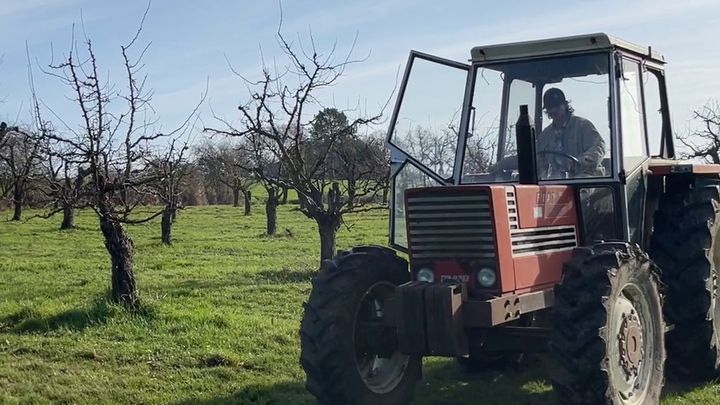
[578,153,596,167]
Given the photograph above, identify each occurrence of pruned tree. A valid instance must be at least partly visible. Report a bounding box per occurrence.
[36,135,85,229]
[195,141,256,214]
[309,109,387,209]
[36,13,199,307]
[145,138,191,245]
[0,125,41,221]
[206,27,388,262]
[463,115,502,175]
[366,130,391,204]
[28,71,85,230]
[232,132,283,235]
[679,100,720,163]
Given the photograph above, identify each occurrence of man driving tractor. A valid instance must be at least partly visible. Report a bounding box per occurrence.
[491,87,606,179]
[537,87,606,178]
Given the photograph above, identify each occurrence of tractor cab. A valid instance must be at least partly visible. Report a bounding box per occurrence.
[387,33,677,293]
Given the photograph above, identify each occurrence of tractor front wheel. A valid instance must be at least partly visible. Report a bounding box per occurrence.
[300,246,421,405]
[550,243,665,405]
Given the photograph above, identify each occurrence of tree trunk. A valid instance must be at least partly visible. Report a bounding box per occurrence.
[347,180,356,209]
[161,206,174,245]
[243,190,252,216]
[281,186,289,204]
[382,183,389,204]
[12,183,22,221]
[298,193,308,211]
[317,216,340,263]
[232,186,240,207]
[318,182,342,263]
[266,188,279,236]
[60,203,75,230]
[99,212,137,308]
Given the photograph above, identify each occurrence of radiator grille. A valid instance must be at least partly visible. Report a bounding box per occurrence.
[506,187,577,255]
[511,225,577,255]
[407,191,496,259]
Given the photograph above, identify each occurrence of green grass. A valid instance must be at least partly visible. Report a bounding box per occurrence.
[1,200,719,404]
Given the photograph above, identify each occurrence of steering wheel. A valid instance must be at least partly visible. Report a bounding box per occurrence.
[537,150,580,178]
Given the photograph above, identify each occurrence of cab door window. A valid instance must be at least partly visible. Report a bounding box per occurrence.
[619,58,648,170]
[643,67,664,157]
[388,54,469,180]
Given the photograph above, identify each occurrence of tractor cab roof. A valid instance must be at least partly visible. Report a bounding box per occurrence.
[470,33,665,65]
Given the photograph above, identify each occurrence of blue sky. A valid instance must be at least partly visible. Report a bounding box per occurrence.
[1,0,718,138]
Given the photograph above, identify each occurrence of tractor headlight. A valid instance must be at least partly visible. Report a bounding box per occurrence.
[476,267,497,287]
[416,268,435,283]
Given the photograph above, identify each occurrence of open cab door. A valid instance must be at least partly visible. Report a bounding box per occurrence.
[387,51,470,250]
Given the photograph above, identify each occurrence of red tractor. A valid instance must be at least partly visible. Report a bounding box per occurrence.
[300,33,720,404]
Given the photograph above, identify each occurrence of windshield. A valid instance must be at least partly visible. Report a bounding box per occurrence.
[461,53,612,183]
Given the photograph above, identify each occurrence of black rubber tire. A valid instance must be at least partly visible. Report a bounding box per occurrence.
[650,178,720,379]
[550,243,665,405]
[300,246,422,405]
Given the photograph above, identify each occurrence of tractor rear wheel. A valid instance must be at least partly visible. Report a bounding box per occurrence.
[550,243,665,405]
[300,246,421,405]
[651,179,720,379]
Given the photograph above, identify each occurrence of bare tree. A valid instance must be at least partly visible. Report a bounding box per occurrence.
[0,125,41,221]
[311,111,388,209]
[232,132,284,235]
[36,136,85,229]
[206,27,387,262]
[195,141,256,214]
[463,117,503,174]
[145,138,191,245]
[679,100,720,163]
[37,13,198,307]
[28,70,85,230]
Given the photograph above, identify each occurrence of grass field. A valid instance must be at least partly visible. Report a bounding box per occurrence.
[1,199,719,404]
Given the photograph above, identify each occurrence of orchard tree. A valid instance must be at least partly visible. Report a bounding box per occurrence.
[0,125,41,221]
[309,108,387,209]
[37,14,200,307]
[28,77,84,230]
[195,141,256,214]
[679,100,720,163]
[146,138,192,245]
[37,135,85,230]
[206,27,388,262]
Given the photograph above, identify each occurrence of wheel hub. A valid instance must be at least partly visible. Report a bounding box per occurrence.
[354,281,410,394]
[618,310,644,378]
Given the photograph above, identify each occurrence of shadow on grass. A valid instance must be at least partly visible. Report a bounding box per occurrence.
[414,357,553,405]
[171,356,719,405]
[172,357,553,405]
[663,377,715,399]
[167,268,315,296]
[0,293,156,334]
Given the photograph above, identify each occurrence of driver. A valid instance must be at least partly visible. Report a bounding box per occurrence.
[537,88,605,178]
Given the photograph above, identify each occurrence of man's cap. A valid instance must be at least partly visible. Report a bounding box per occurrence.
[543,88,567,109]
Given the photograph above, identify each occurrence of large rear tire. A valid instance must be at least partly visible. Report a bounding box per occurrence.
[550,243,665,405]
[300,246,421,405]
[651,178,720,379]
